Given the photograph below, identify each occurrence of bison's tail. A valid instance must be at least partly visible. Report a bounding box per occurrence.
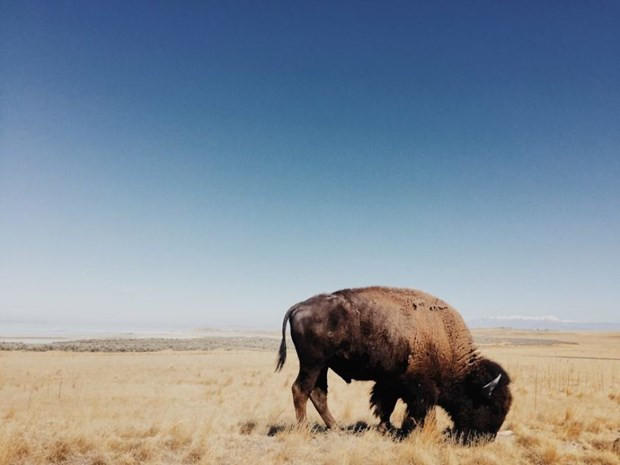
[275,304,297,372]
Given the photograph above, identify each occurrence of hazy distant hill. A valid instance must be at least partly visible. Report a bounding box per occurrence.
[468,315,620,331]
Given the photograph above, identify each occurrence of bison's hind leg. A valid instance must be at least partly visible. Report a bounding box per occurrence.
[370,382,399,432]
[292,366,321,426]
[309,367,337,429]
[293,365,338,429]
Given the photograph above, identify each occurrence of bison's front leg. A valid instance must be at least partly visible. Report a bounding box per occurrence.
[400,378,439,436]
[400,401,433,436]
[370,382,399,432]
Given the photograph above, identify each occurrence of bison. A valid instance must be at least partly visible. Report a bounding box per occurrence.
[275,286,512,442]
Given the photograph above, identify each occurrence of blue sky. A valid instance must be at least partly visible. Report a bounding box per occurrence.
[1,1,619,328]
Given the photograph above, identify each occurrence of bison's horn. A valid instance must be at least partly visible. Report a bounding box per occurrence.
[482,374,502,396]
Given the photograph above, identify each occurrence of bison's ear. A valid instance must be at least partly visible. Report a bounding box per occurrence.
[482,374,501,397]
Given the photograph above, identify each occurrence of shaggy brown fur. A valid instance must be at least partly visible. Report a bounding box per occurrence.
[276,286,512,441]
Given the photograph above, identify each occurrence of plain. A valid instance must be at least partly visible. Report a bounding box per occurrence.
[1,330,619,465]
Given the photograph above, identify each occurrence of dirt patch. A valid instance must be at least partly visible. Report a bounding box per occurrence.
[474,336,577,346]
[0,336,281,352]
[0,333,579,352]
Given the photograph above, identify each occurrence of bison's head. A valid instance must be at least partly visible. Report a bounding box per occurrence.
[441,358,512,443]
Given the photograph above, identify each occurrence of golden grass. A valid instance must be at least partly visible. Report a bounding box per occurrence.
[1,331,619,465]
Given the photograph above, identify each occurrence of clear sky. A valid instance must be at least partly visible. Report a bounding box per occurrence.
[1,1,619,329]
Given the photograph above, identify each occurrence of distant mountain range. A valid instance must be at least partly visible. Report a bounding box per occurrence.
[468,315,620,331]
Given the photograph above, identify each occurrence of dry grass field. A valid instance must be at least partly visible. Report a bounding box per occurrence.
[1,330,619,465]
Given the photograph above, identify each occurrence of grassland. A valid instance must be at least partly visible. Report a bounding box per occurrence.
[1,330,619,465]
